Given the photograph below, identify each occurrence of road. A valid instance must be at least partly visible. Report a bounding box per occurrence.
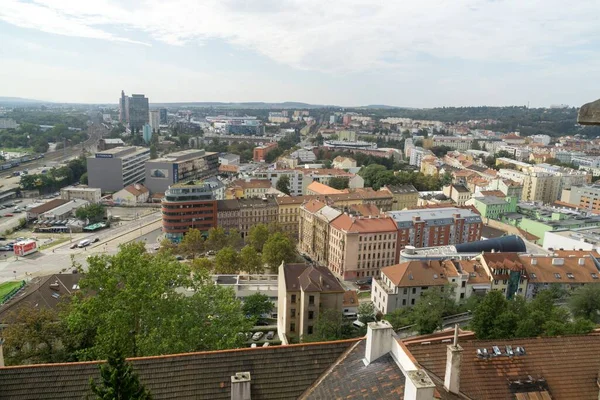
[0,212,162,283]
[0,122,106,179]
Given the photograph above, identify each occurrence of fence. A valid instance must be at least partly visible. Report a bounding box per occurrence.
[0,280,26,305]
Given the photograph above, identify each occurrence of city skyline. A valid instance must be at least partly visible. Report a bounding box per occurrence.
[1,0,600,107]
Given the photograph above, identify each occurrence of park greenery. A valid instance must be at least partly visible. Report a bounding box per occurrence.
[359,164,451,191]
[20,156,87,192]
[0,121,87,153]
[75,203,106,223]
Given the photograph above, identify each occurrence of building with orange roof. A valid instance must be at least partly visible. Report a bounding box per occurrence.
[299,199,342,265]
[348,203,381,217]
[226,178,272,199]
[306,181,347,196]
[253,142,278,162]
[372,258,492,313]
[332,156,357,169]
[347,187,394,212]
[475,252,527,299]
[328,214,398,280]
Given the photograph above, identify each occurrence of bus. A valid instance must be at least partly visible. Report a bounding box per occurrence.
[13,240,38,256]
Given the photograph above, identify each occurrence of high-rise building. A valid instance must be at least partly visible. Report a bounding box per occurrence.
[142,124,152,144]
[144,149,219,194]
[149,110,160,131]
[118,90,127,124]
[162,181,218,242]
[87,146,150,192]
[127,94,149,132]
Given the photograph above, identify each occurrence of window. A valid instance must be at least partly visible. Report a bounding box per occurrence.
[460,293,465,299]
[567,273,575,279]
[412,288,416,294]
[493,280,499,285]
[461,281,466,288]
[592,273,599,279]
[307,326,313,335]
[402,299,406,305]
[309,295,315,305]
[290,323,295,332]
[403,288,408,295]
[308,311,314,320]
[291,294,296,304]
[411,299,415,305]
[530,273,537,279]
[291,308,296,318]
[554,273,561,279]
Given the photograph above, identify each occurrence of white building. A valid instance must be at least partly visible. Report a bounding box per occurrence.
[409,147,432,168]
[60,186,102,204]
[530,134,551,146]
[149,110,160,132]
[113,184,150,205]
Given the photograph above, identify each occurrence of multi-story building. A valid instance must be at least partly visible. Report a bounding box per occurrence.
[277,262,345,340]
[253,142,278,162]
[159,108,168,124]
[409,147,432,167]
[470,196,517,220]
[349,188,393,212]
[306,181,346,196]
[226,179,272,199]
[302,169,364,193]
[142,124,152,144]
[383,184,419,211]
[486,178,523,200]
[388,207,483,250]
[275,196,308,240]
[238,198,278,238]
[299,199,342,265]
[145,149,219,194]
[216,199,240,233]
[332,156,357,169]
[530,134,551,146]
[162,181,218,242]
[87,146,150,193]
[127,94,149,132]
[372,258,492,313]
[328,214,398,280]
[149,110,160,131]
[268,112,290,124]
[60,186,102,203]
[562,184,600,212]
[476,252,527,299]
[218,153,240,166]
[252,169,304,196]
[423,136,473,151]
[225,120,264,136]
[442,184,471,206]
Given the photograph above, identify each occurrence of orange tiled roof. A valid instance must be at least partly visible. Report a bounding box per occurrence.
[381,261,456,287]
[330,214,397,234]
[302,199,327,213]
[306,181,346,195]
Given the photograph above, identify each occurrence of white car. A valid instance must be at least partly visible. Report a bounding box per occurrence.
[251,332,264,341]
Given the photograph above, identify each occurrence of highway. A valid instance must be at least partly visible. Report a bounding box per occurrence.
[0,122,106,179]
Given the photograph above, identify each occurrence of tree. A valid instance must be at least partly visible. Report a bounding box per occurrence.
[239,245,264,274]
[247,224,270,252]
[276,175,291,195]
[385,308,414,330]
[430,145,454,157]
[178,228,205,259]
[357,302,376,324]
[75,203,106,223]
[328,177,349,190]
[2,307,68,365]
[205,227,229,252]
[569,285,600,323]
[470,291,508,339]
[496,150,515,159]
[149,144,158,160]
[64,242,251,360]
[214,246,240,274]
[227,229,243,249]
[471,140,481,151]
[303,309,346,342]
[262,232,297,269]
[89,351,152,400]
[242,292,274,320]
[80,172,88,185]
[412,287,456,334]
[190,257,214,274]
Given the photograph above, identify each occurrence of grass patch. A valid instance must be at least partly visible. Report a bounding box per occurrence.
[358,291,371,299]
[0,281,22,299]
[39,237,70,251]
[0,147,33,154]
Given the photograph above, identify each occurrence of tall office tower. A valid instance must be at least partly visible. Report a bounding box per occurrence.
[118,90,127,123]
[127,94,149,132]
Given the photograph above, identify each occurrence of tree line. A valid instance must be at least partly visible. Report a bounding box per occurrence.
[20,156,87,192]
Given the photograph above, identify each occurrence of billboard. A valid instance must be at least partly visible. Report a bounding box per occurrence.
[150,168,169,179]
[95,153,113,158]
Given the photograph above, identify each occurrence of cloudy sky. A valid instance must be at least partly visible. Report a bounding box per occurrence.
[1,0,599,107]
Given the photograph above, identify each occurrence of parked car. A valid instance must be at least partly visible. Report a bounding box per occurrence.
[251,332,264,341]
[206,250,216,256]
[70,243,78,249]
[4,214,13,217]
[0,246,11,251]
[250,343,257,348]
[92,237,100,243]
[262,342,270,347]
[0,236,6,241]
[266,331,275,340]
[175,255,184,261]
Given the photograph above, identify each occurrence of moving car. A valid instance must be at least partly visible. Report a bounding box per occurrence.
[251,332,264,341]
[78,239,91,248]
[92,237,100,243]
[70,243,78,249]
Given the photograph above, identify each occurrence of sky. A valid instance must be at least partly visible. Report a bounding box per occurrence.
[1,0,600,107]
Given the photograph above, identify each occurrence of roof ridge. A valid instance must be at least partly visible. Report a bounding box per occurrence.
[0,338,362,370]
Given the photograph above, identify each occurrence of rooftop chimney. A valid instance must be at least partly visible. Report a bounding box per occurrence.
[444,325,463,395]
[231,372,251,400]
[363,320,393,365]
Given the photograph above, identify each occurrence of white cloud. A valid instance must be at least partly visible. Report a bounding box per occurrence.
[1,0,600,75]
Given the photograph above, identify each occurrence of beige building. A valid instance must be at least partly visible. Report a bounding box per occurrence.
[60,186,102,204]
[226,179,272,199]
[112,184,150,205]
[277,262,345,341]
[275,196,308,240]
[238,198,278,238]
[328,214,398,280]
[332,156,357,169]
[442,184,471,206]
[383,184,419,211]
[306,181,346,196]
[372,259,492,314]
[299,199,342,265]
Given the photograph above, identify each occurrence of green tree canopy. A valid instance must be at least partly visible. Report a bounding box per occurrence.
[247,224,270,252]
[276,175,291,195]
[214,246,240,274]
[242,292,274,319]
[262,232,297,269]
[357,301,376,324]
[75,203,106,223]
[89,351,152,400]
[569,285,600,323]
[239,245,264,274]
[178,228,205,259]
[205,227,229,252]
[328,176,349,190]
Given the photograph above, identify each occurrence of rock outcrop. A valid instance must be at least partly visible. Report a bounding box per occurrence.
[578,98,600,125]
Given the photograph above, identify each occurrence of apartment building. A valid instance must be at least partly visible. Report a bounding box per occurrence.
[442,184,471,206]
[87,146,150,193]
[562,184,600,212]
[302,169,364,193]
[475,252,527,299]
[328,214,398,280]
[253,169,304,196]
[470,196,517,220]
[226,179,272,199]
[306,181,346,196]
[371,258,491,314]
[60,186,102,203]
[487,178,523,200]
[162,181,218,242]
[216,199,240,233]
[388,207,483,250]
[145,149,219,194]
[238,198,278,238]
[350,188,394,212]
[332,156,357,169]
[299,199,342,265]
[423,136,473,151]
[409,147,432,167]
[277,262,345,340]
[383,184,419,211]
[275,196,307,240]
[253,142,278,162]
